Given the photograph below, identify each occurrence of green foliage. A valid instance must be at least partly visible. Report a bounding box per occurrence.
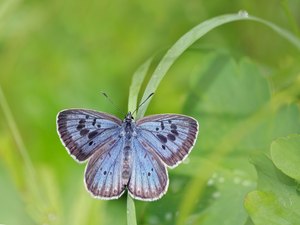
[271,135,300,181]
[0,1,300,225]
[245,135,300,224]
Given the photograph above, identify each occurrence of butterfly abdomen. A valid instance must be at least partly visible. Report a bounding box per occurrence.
[122,145,131,181]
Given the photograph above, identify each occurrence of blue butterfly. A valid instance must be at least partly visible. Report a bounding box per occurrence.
[57,109,198,201]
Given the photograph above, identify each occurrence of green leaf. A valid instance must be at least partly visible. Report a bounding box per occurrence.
[190,57,270,115]
[271,134,300,181]
[245,191,300,225]
[192,170,256,225]
[245,153,300,224]
[177,53,300,225]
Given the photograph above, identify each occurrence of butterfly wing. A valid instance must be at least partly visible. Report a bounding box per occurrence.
[136,114,198,168]
[84,136,127,199]
[128,137,168,201]
[57,109,122,162]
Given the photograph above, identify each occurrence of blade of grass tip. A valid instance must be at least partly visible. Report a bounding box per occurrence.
[280,0,300,36]
[127,193,137,225]
[247,15,300,50]
[128,57,153,114]
[137,13,251,119]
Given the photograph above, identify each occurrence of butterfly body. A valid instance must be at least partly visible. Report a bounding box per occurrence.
[119,112,135,187]
[57,109,198,201]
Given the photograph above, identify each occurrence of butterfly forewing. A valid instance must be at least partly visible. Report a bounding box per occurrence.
[128,137,168,201]
[136,114,198,168]
[57,109,122,162]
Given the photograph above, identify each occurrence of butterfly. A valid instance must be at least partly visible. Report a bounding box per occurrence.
[56,109,198,201]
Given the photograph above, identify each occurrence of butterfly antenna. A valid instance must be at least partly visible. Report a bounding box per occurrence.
[132,92,154,115]
[100,92,123,114]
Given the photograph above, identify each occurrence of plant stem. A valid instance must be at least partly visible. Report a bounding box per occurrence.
[127,193,137,225]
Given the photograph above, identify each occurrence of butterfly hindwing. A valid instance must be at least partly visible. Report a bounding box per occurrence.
[84,136,126,199]
[128,137,168,201]
[57,109,122,162]
[136,114,198,167]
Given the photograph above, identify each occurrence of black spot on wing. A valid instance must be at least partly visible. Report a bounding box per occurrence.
[88,130,98,139]
[171,129,179,136]
[157,134,167,143]
[80,129,89,136]
[170,124,177,130]
[76,124,85,130]
[167,133,176,141]
[160,121,165,130]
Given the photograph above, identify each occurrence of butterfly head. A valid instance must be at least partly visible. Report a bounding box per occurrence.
[124,112,134,123]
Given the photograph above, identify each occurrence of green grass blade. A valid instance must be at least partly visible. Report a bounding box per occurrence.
[137,13,300,118]
[128,57,153,114]
[0,85,64,224]
[0,85,35,176]
[248,15,300,50]
[136,13,249,118]
[69,188,101,225]
[127,193,137,225]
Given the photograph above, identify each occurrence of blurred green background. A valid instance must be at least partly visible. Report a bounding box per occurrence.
[1,0,300,225]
